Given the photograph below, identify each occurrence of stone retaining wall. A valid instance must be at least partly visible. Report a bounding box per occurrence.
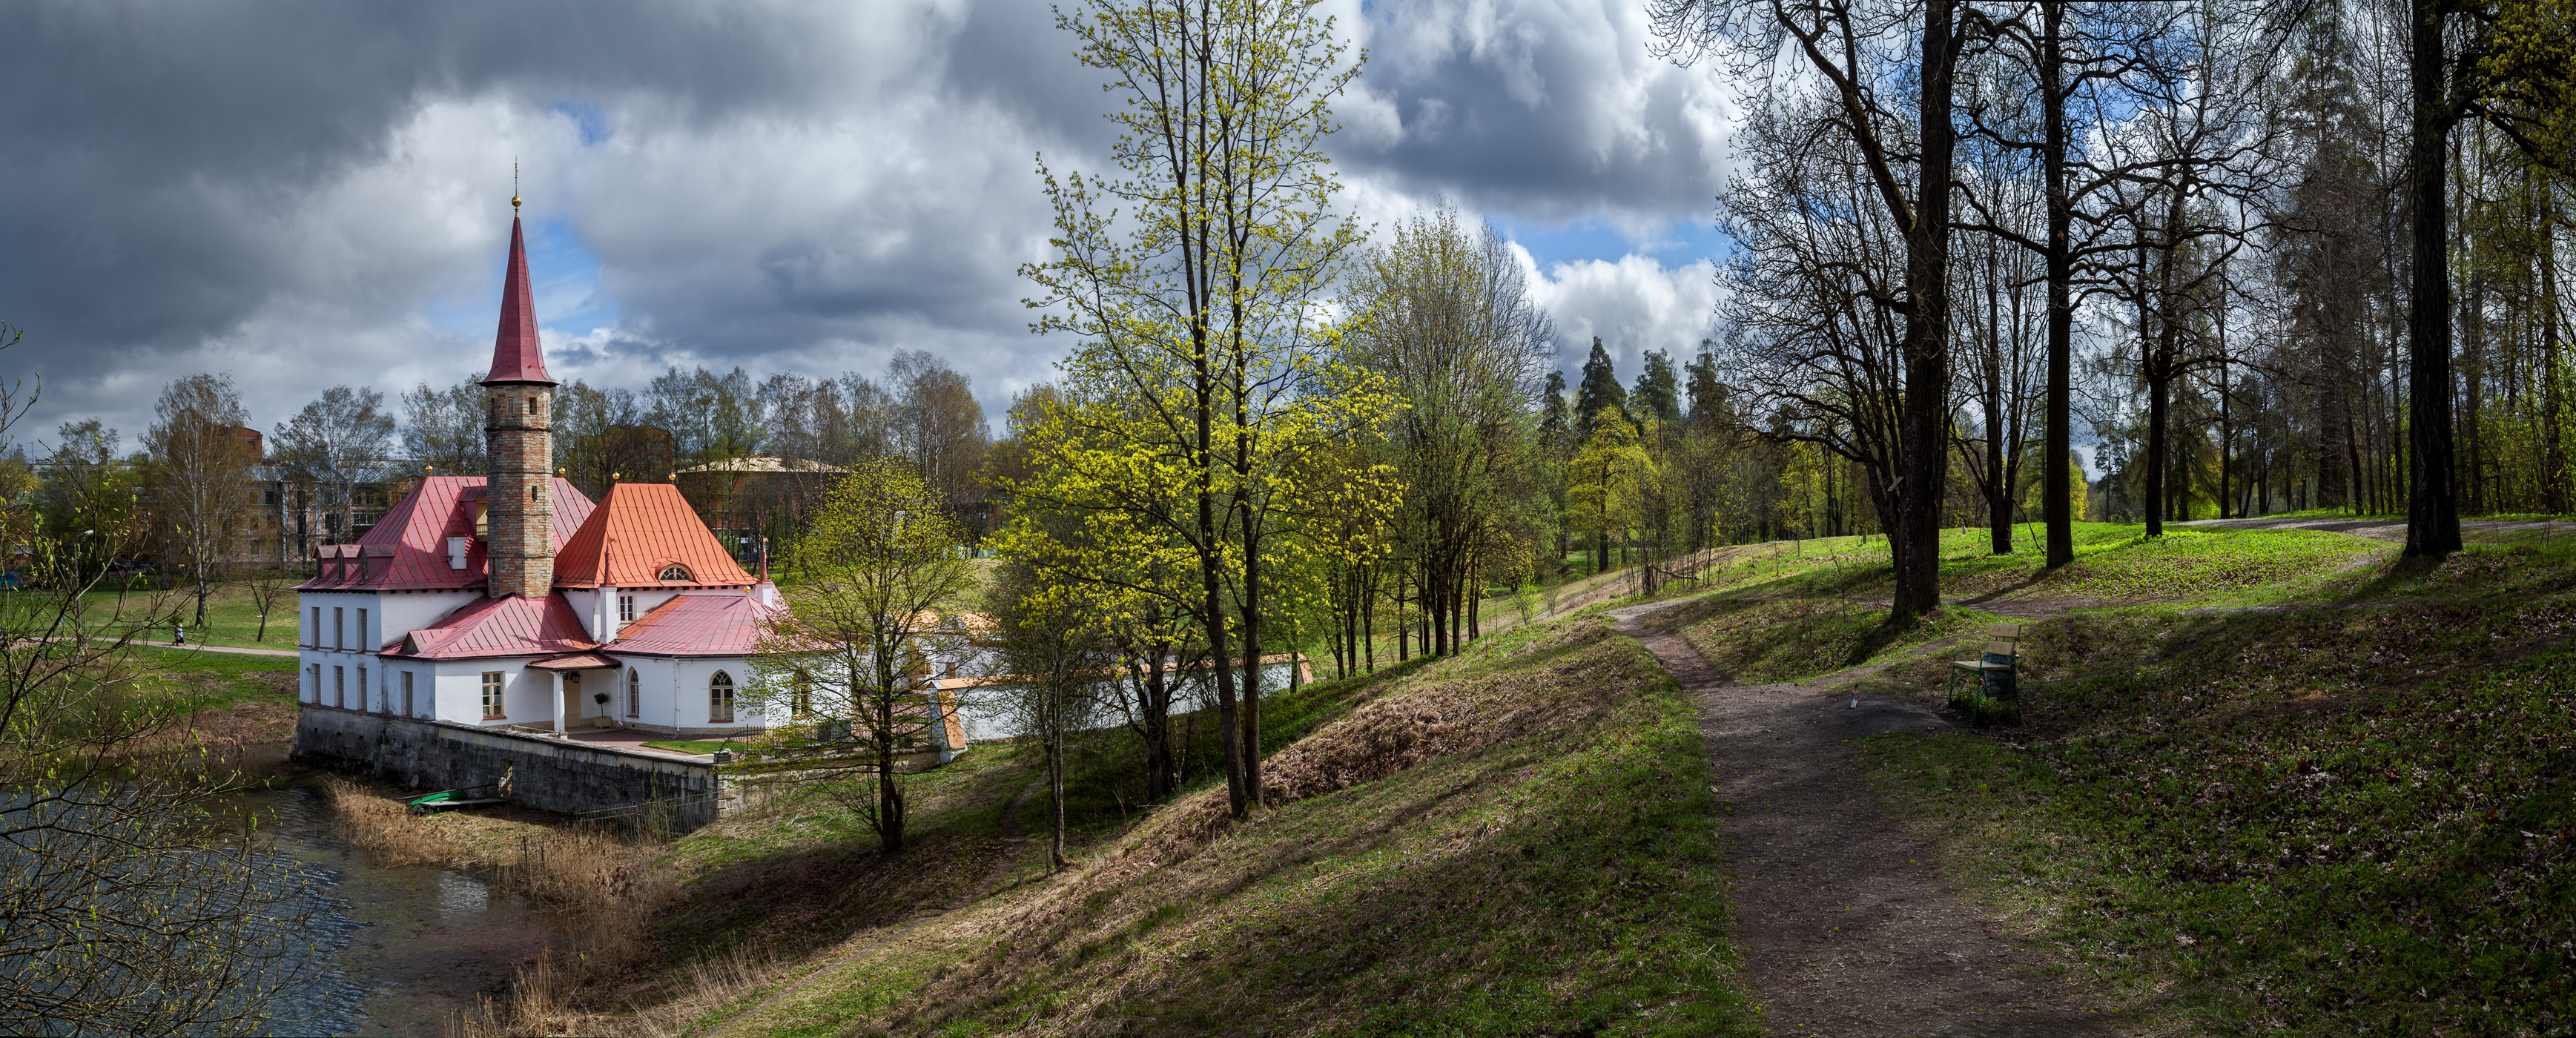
[293,707,732,832]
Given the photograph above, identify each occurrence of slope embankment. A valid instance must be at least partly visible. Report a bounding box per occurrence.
[475,611,1758,1037]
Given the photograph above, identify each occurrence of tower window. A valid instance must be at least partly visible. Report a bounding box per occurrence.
[658,563,693,582]
[532,486,541,500]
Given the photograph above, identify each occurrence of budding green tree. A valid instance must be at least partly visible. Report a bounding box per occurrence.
[1022,0,1384,817]
[750,460,975,854]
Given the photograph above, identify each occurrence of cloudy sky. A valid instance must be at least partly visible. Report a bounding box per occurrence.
[2,0,1738,450]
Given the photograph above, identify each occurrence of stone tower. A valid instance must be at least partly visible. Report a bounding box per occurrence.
[483,208,557,598]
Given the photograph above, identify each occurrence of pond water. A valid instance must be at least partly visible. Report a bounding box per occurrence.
[240,781,560,1037]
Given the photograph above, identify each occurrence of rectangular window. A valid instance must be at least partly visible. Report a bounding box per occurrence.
[308,606,320,647]
[625,669,639,718]
[334,666,346,709]
[333,607,344,650]
[403,672,415,717]
[308,664,320,703]
[791,672,811,719]
[618,595,635,623]
[359,667,369,711]
[481,672,506,718]
[357,609,369,650]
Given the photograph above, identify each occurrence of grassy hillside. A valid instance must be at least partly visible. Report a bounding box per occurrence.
[1638,526,2575,1034]
[586,612,1754,1037]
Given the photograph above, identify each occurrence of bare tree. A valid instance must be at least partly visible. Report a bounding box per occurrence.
[276,386,396,546]
[886,351,991,509]
[1654,0,1969,624]
[400,374,487,477]
[144,374,256,626]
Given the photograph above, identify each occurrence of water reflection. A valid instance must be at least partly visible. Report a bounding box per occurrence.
[240,784,557,1037]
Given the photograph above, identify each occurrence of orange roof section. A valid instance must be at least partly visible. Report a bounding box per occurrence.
[554,482,755,589]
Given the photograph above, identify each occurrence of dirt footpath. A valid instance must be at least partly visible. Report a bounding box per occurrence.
[1609,601,2130,1037]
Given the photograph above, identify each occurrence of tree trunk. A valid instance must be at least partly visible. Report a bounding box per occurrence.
[2147,366,2170,538]
[1893,0,1956,625]
[1140,652,1175,801]
[2041,0,2076,568]
[2404,0,2462,555]
[878,695,906,853]
[1985,251,2010,555]
[1051,705,1070,868]
[1238,520,1264,810]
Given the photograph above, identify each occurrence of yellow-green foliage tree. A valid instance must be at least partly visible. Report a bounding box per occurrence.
[2018,454,2089,524]
[995,397,1211,802]
[1565,417,1655,573]
[750,459,976,854]
[1021,0,1382,817]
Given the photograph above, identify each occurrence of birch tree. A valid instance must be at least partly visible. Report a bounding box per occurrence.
[144,374,254,626]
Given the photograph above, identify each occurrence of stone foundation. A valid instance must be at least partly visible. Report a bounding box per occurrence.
[294,706,733,832]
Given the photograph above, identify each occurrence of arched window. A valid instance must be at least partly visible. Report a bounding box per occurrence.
[708,670,735,723]
[626,668,640,718]
[658,563,693,582]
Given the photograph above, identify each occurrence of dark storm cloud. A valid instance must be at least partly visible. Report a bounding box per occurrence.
[1,0,1730,445]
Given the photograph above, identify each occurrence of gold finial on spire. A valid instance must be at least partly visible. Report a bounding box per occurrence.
[512,158,521,213]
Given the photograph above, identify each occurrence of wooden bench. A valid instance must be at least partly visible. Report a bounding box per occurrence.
[1946,623,2022,724]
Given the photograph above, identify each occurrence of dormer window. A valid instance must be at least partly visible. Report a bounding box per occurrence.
[658,563,693,582]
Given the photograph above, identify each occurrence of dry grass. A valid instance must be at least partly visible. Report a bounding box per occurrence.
[454,824,678,1037]
[316,776,460,868]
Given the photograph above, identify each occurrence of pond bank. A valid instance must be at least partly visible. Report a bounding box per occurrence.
[246,781,565,1036]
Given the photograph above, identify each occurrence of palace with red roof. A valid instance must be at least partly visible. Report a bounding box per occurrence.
[294,210,806,739]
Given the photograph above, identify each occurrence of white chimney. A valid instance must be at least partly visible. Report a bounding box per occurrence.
[753,581,779,607]
[446,537,470,570]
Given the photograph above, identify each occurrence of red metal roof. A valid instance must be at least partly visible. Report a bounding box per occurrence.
[608,591,778,656]
[297,476,595,591]
[381,593,598,660]
[554,482,754,589]
[483,216,555,386]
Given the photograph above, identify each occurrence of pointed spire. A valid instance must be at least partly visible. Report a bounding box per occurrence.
[483,216,557,386]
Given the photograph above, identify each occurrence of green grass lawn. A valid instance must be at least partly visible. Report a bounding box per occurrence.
[1626,526,2576,1036]
[72,577,304,650]
[1853,601,2576,1036]
[1677,522,2388,609]
[131,644,300,710]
